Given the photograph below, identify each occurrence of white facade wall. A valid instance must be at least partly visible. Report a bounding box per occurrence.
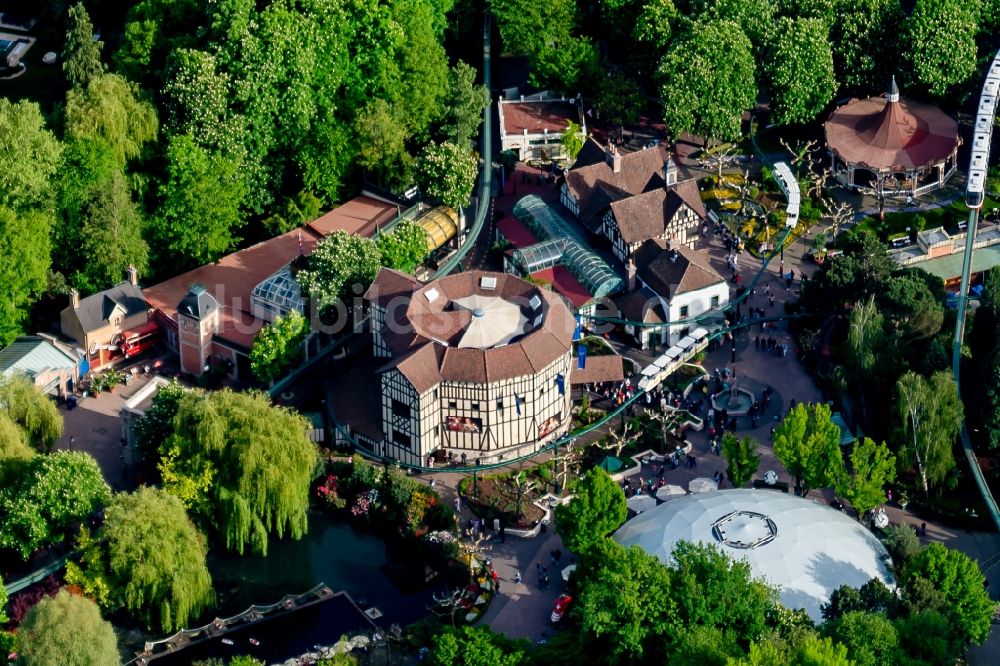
[380,352,574,466]
[664,281,729,347]
[559,183,580,217]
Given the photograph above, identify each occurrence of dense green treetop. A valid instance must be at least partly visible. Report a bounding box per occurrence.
[765,17,837,125]
[159,388,317,554]
[376,220,430,274]
[440,61,489,148]
[574,538,677,663]
[0,99,62,213]
[72,171,149,294]
[250,311,308,385]
[554,468,627,553]
[63,2,105,89]
[658,20,757,143]
[823,611,898,666]
[692,0,774,51]
[895,371,961,494]
[832,0,903,92]
[836,437,896,517]
[902,0,980,98]
[721,433,761,488]
[297,230,383,313]
[430,625,528,666]
[152,133,247,268]
[773,402,845,496]
[0,451,111,559]
[901,542,996,645]
[0,207,54,347]
[17,590,119,666]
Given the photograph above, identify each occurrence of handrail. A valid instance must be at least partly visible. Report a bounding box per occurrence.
[2,555,70,595]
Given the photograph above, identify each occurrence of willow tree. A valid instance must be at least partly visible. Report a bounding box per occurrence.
[18,590,119,666]
[0,375,63,451]
[64,73,159,166]
[159,389,317,555]
[0,409,34,484]
[100,487,213,632]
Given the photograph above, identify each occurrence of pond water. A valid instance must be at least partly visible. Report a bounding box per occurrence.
[140,514,441,663]
[208,512,436,629]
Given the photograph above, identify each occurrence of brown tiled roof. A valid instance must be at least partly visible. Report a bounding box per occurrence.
[368,269,573,388]
[144,227,321,350]
[500,100,581,135]
[635,242,725,299]
[570,354,625,385]
[564,139,670,211]
[824,95,959,171]
[608,181,706,246]
[615,287,665,323]
[364,268,421,306]
[306,195,398,238]
[565,138,704,232]
[390,344,443,394]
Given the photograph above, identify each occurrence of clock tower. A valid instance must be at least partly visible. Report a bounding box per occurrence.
[176,284,219,376]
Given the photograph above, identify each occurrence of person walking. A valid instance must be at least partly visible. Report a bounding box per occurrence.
[515,571,522,585]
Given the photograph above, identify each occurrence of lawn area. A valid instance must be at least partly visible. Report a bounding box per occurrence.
[855,196,1000,242]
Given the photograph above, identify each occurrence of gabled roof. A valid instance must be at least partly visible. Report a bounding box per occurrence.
[67,282,148,333]
[364,268,422,307]
[564,138,704,234]
[634,242,726,299]
[0,337,77,378]
[615,287,665,323]
[608,179,707,246]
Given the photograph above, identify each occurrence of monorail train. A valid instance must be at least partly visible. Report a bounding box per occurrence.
[966,50,1000,209]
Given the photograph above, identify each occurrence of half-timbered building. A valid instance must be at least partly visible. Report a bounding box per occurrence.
[561,138,706,260]
[365,269,574,466]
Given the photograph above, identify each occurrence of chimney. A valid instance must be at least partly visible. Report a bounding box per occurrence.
[606,143,622,174]
[126,265,138,286]
[664,157,678,187]
[69,288,79,309]
[627,257,637,291]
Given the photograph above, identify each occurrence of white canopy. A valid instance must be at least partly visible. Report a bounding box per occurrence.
[655,484,687,500]
[614,489,895,621]
[689,477,719,493]
[626,494,658,514]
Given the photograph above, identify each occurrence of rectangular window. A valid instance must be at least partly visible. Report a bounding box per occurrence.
[497,399,504,411]
[391,399,411,418]
[711,295,719,307]
[471,402,480,411]
[392,430,411,448]
[448,400,457,409]
[679,305,689,318]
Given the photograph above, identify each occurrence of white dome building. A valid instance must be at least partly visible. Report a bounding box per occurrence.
[613,489,895,621]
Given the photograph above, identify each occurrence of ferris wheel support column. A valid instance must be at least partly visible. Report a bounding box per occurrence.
[952,49,1000,531]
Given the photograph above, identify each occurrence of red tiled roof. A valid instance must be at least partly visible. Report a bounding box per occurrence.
[824,96,959,171]
[306,195,398,238]
[143,228,321,350]
[531,266,592,309]
[500,100,581,135]
[496,216,539,248]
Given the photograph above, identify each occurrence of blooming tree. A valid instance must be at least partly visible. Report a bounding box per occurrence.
[417,141,478,211]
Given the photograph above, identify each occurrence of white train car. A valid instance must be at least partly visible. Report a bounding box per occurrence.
[967,51,1000,210]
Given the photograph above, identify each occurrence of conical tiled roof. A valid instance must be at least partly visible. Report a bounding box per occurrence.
[824,78,959,171]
